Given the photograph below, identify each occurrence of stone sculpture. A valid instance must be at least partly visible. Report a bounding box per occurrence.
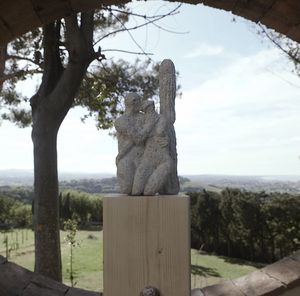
[115,59,179,195]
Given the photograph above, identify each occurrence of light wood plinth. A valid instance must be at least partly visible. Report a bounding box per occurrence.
[103,195,190,296]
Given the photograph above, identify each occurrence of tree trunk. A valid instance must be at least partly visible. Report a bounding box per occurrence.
[32,117,61,281]
[30,13,94,281]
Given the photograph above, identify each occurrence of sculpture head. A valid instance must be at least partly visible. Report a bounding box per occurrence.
[141,100,155,113]
[124,93,142,114]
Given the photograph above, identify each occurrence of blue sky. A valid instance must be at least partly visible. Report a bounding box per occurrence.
[1,1,300,176]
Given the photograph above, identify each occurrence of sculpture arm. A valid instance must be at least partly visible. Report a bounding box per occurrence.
[116,139,134,164]
[133,114,158,145]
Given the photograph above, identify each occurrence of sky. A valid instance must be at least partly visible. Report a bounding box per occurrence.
[1,1,300,176]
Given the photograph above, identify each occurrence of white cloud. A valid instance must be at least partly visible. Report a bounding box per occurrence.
[176,48,300,175]
[1,46,300,176]
[57,107,117,173]
[184,43,224,58]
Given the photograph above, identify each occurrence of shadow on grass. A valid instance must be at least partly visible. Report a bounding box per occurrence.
[191,264,221,277]
[219,256,265,269]
[197,250,265,269]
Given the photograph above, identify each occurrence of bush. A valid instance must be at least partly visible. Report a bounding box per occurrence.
[59,191,103,227]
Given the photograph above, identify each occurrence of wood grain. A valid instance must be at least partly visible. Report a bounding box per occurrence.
[103,195,190,296]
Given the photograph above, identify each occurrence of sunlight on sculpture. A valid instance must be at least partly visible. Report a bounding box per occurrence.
[115,59,179,195]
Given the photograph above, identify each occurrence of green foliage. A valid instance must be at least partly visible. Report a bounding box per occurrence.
[11,204,32,227]
[64,219,80,287]
[0,6,171,129]
[0,196,32,228]
[0,196,15,224]
[59,191,103,227]
[60,177,118,193]
[77,59,160,129]
[0,186,33,203]
[189,188,300,263]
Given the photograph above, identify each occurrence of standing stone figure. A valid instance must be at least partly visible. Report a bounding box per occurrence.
[131,100,173,195]
[115,93,157,194]
[157,59,180,194]
[115,59,179,195]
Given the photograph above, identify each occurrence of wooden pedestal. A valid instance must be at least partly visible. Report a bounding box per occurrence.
[103,195,190,296]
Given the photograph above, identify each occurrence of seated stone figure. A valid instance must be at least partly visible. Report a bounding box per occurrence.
[131,100,173,196]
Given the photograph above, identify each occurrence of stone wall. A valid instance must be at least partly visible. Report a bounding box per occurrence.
[192,250,300,296]
[1,250,300,295]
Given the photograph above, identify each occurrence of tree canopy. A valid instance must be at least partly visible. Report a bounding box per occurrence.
[0,4,181,129]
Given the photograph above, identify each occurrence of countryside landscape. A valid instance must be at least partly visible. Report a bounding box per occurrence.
[0,170,299,291]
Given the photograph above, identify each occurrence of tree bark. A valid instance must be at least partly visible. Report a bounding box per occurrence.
[32,118,61,281]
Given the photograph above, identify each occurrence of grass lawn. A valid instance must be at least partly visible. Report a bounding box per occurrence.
[0,229,261,292]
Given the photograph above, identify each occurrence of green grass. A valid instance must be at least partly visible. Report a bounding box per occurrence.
[191,249,261,288]
[0,229,261,291]
[61,231,103,290]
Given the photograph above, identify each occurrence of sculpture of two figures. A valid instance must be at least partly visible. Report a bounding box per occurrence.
[115,59,179,196]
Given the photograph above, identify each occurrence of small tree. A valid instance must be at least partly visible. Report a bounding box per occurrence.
[64,218,80,287]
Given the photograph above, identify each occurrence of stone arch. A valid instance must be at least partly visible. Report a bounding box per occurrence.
[0,1,299,295]
[0,1,300,45]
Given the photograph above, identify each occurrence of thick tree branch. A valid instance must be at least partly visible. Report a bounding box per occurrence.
[34,22,64,104]
[49,12,97,122]
[81,11,94,48]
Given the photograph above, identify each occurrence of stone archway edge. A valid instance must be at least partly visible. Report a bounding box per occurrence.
[0,0,300,46]
[192,249,300,296]
[0,250,300,296]
[0,255,101,296]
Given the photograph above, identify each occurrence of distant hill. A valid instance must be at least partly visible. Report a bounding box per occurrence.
[183,174,300,194]
[1,170,300,194]
[0,169,114,186]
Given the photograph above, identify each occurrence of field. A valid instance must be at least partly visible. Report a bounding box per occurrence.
[0,229,260,292]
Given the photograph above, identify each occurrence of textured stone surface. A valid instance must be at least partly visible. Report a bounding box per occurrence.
[263,257,300,288]
[0,258,103,296]
[158,59,180,194]
[115,92,146,194]
[201,280,244,296]
[23,282,66,296]
[28,273,69,294]
[115,60,179,196]
[233,270,285,295]
[0,249,300,295]
[289,249,300,261]
[0,255,7,265]
[191,288,205,296]
[0,261,32,296]
[1,0,300,47]
[66,287,101,296]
